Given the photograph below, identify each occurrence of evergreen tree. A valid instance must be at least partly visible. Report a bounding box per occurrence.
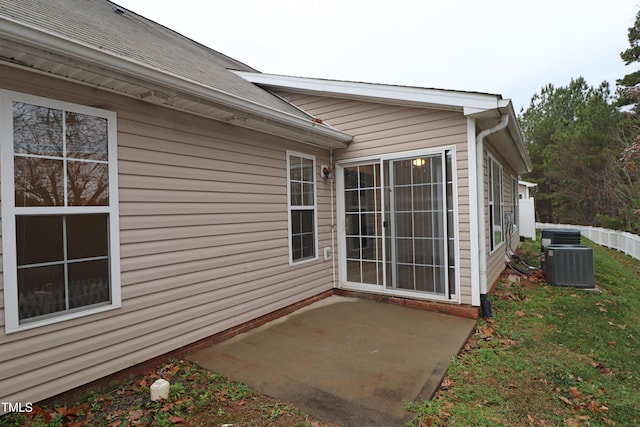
[519,78,637,230]
[618,10,640,171]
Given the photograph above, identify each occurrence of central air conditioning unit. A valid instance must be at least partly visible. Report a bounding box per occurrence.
[540,228,581,269]
[544,244,595,289]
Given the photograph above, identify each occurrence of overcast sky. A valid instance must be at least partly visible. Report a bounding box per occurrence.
[115,0,638,113]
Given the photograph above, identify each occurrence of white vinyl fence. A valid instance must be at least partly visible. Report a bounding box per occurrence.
[519,198,536,240]
[537,222,640,261]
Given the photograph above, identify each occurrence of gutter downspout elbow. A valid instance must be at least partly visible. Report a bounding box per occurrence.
[475,114,509,317]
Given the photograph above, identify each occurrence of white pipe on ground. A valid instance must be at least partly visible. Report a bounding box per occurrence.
[150,378,170,401]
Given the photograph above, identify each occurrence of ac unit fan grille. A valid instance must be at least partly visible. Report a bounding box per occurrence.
[544,245,594,288]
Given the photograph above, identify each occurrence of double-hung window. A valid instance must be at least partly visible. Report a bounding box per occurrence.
[488,156,503,251]
[1,91,121,332]
[287,151,317,264]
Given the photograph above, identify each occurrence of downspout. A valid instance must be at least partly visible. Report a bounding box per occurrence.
[476,114,509,317]
[329,149,337,289]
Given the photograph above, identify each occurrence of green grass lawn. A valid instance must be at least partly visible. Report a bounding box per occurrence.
[405,237,640,426]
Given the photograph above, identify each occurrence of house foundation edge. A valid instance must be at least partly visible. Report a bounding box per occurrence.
[38,288,479,407]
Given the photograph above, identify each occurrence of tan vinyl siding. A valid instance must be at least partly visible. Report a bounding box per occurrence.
[0,66,334,406]
[485,143,520,291]
[278,91,473,304]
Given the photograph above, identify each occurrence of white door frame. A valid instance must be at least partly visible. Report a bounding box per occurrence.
[335,147,461,303]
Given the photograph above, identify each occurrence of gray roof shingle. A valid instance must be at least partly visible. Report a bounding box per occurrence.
[0,0,312,120]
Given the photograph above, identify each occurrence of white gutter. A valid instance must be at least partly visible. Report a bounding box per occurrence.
[475,114,509,316]
[0,17,352,147]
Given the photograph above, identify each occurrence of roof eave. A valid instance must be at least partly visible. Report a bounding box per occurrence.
[235,71,532,173]
[500,101,533,174]
[233,70,510,113]
[466,102,532,174]
[0,16,352,149]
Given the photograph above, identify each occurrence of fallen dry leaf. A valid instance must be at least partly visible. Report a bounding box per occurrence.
[159,403,174,413]
[128,410,145,422]
[500,339,514,348]
[566,417,581,427]
[420,415,435,426]
[587,400,601,415]
[440,377,454,390]
[559,396,575,407]
[480,325,494,339]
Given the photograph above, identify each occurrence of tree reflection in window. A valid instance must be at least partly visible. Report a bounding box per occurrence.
[13,102,109,207]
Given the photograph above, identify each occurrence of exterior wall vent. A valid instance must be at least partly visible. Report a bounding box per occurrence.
[544,244,595,289]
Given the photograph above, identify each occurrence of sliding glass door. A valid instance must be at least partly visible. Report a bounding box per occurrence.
[341,151,455,298]
[344,164,383,285]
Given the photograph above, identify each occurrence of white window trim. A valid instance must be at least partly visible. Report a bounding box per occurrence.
[1,90,121,333]
[488,154,504,253]
[286,150,318,265]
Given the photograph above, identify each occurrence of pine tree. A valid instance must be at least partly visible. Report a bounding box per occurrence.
[519,79,636,230]
[618,10,640,170]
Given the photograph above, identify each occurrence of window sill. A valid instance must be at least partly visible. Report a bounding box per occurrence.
[5,303,121,334]
[289,256,319,267]
[489,241,506,255]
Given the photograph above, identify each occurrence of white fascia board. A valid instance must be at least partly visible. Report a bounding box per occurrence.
[496,100,533,173]
[0,17,352,147]
[233,70,506,113]
[501,105,533,173]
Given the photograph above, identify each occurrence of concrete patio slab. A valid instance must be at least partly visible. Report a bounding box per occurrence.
[189,296,476,426]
